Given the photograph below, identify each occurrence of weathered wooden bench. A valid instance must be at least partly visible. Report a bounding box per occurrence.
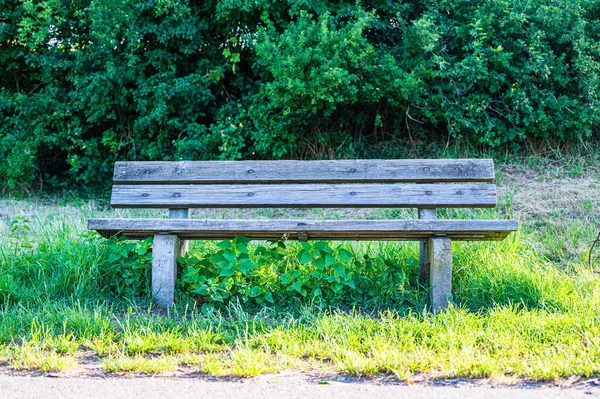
[88,159,517,312]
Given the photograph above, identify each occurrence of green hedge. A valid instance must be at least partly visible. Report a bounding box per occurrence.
[1,0,599,191]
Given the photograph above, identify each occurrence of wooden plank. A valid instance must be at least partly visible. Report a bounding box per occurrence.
[88,218,518,241]
[113,159,495,184]
[110,183,497,209]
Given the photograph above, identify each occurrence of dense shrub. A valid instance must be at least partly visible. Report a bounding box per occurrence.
[1,0,599,191]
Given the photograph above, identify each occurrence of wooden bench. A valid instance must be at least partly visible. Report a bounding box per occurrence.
[88,159,517,312]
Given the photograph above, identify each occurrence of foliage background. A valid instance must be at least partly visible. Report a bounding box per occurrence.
[1,0,599,192]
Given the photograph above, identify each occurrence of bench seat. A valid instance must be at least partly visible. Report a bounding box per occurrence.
[89,218,517,241]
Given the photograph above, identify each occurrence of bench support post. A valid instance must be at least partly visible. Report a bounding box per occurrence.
[152,234,180,307]
[427,236,452,313]
[418,208,437,282]
[148,208,191,307]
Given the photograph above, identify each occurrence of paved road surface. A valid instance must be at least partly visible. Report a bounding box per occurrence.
[1,374,599,399]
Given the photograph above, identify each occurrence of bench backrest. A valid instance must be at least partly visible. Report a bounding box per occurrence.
[110,159,496,209]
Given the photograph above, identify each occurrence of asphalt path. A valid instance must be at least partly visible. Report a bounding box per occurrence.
[1,374,600,399]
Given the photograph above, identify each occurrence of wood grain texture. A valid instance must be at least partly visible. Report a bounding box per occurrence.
[113,159,495,184]
[88,218,518,241]
[110,183,497,209]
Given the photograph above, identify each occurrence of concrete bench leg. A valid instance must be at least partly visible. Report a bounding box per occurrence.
[419,241,430,282]
[152,234,181,307]
[169,209,189,254]
[427,237,453,313]
[418,208,437,282]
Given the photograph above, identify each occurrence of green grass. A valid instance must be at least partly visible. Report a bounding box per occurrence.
[0,156,599,381]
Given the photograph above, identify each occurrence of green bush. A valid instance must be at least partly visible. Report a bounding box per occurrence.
[1,0,599,192]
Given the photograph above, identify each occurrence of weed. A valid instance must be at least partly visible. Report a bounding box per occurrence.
[179,238,363,307]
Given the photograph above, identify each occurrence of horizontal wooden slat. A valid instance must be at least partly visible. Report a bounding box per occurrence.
[110,183,497,209]
[113,159,495,184]
[88,219,518,241]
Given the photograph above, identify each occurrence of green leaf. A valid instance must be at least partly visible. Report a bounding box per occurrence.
[132,262,145,270]
[298,250,313,265]
[313,242,331,252]
[238,258,256,275]
[211,253,226,263]
[211,292,224,302]
[124,242,137,252]
[338,248,354,261]
[255,246,268,256]
[182,269,202,284]
[219,266,235,277]
[332,262,346,278]
[325,254,335,267]
[191,285,208,295]
[216,240,232,249]
[280,273,291,284]
[222,249,236,265]
[247,286,261,297]
[292,281,303,293]
[314,256,325,270]
[107,243,120,252]
[236,242,248,254]
[189,256,201,266]
[264,292,274,303]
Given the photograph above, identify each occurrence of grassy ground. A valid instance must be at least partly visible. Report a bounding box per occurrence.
[0,154,599,382]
